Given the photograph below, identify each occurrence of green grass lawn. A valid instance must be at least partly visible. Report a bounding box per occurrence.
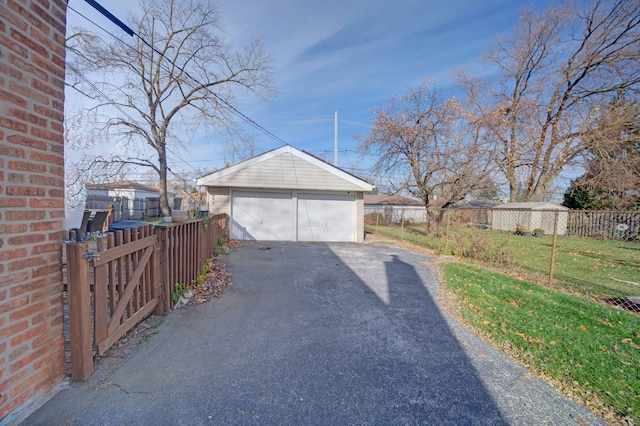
[442,262,640,423]
[367,224,640,299]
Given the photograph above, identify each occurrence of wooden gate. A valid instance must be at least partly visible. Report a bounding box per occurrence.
[66,224,164,381]
[92,224,163,355]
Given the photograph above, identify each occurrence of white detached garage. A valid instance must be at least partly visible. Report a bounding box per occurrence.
[196,145,374,242]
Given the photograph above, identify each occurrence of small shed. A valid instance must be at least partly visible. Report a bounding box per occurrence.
[492,202,569,235]
[364,195,426,223]
[196,145,374,242]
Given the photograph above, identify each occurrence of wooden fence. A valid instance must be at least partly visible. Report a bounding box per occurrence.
[65,214,228,381]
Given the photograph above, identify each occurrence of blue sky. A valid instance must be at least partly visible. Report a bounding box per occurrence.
[66,0,550,182]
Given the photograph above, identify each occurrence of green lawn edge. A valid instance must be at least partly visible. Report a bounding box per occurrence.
[441,261,640,423]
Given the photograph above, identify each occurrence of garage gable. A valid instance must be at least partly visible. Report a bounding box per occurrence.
[196,145,373,192]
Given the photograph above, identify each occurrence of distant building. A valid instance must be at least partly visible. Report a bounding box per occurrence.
[364,194,427,223]
[493,202,569,235]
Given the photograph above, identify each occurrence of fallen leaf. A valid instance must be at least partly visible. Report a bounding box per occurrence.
[580,325,589,331]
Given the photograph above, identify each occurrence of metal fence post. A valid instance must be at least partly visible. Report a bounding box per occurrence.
[549,210,559,285]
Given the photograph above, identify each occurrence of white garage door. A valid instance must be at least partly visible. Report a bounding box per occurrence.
[231,192,294,240]
[297,193,355,242]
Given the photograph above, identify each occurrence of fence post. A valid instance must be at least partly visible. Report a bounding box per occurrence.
[549,210,559,285]
[400,214,405,241]
[444,213,450,253]
[67,242,93,381]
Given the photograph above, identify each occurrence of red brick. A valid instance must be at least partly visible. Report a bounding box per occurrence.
[9,345,48,374]
[0,223,28,234]
[50,121,63,133]
[32,305,61,326]
[0,144,26,159]
[0,368,28,394]
[0,320,29,342]
[0,89,28,108]
[8,173,25,183]
[6,186,46,197]
[8,80,48,104]
[0,248,27,261]
[29,198,63,208]
[29,174,63,187]
[7,0,48,35]
[30,242,59,255]
[47,230,65,241]
[35,0,50,11]
[48,188,63,198]
[49,165,63,176]
[9,344,29,361]
[7,256,47,273]
[49,143,63,155]
[9,277,46,297]
[0,4,28,32]
[29,149,64,165]
[29,221,61,232]
[11,28,48,58]
[51,53,64,70]
[33,104,63,122]
[7,133,48,151]
[7,233,46,246]
[10,302,48,323]
[0,60,25,82]
[8,160,46,173]
[30,52,64,80]
[31,24,64,58]
[29,126,64,144]
[1,389,31,419]
[32,79,62,100]
[0,32,28,58]
[6,210,45,221]
[31,263,60,278]
[30,2,65,34]
[0,296,29,315]
[9,107,49,128]
[0,198,27,208]
[7,52,46,82]
[0,271,29,288]
[48,210,64,219]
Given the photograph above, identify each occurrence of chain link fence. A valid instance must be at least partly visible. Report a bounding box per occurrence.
[365,206,640,312]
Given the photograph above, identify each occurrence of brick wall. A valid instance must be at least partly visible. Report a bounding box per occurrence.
[0,0,67,423]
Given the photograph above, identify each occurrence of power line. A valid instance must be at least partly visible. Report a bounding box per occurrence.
[71,1,287,145]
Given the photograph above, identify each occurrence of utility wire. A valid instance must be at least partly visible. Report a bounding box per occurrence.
[72,1,286,145]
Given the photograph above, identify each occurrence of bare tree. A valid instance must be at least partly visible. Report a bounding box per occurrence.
[484,0,640,202]
[569,94,640,208]
[66,0,274,216]
[358,79,498,234]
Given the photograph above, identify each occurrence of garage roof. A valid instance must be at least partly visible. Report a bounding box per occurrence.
[196,145,373,192]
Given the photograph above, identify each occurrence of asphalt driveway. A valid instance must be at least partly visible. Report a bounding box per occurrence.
[24,242,603,425]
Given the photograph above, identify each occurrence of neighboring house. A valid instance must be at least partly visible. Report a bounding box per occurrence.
[364,195,427,223]
[196,145,373,242]
[1,1,68,423]
[493,202,569,235]
[85,181,176,219]
[85,180,175,201]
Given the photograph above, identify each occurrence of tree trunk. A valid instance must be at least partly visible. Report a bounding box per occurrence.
[158,146,171,217]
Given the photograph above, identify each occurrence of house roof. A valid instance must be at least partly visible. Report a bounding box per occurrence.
[196,145,373,192]
[86,181,161,192]
[85,181,176,195]
[450,200,501,209]
[364,194,424,206]
[493,202,568,210]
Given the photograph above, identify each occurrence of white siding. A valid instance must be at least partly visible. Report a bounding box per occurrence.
[206,187,230,215]
[206,152,365,191]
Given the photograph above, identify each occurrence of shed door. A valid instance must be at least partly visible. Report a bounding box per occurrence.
[231,192,294,240]
[297,193,355,242]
